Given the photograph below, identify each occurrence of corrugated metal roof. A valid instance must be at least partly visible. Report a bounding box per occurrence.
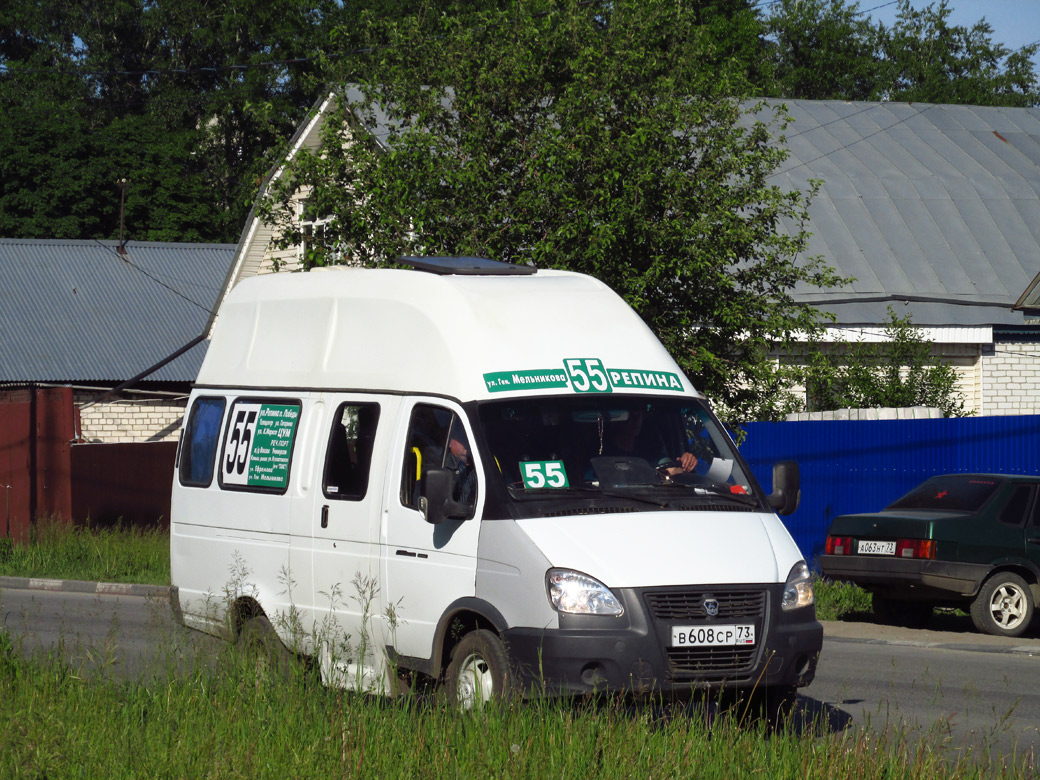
[0,239,234,384]
[764,101,1040,328]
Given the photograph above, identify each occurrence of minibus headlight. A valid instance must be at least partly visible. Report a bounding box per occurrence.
[781,561,814,611]
[546,569,624,616]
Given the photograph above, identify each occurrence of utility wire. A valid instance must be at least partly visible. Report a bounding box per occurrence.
[92,239,219,317]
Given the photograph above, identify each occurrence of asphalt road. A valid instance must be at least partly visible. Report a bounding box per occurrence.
[803,628,1040,764]
[2,579,1039,765]
[0,583,224,679]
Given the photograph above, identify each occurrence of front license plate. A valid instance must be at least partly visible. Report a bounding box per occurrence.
[671,624,755,647]
[858,540,896,555]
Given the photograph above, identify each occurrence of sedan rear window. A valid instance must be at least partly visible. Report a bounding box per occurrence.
[886,475,1002,512]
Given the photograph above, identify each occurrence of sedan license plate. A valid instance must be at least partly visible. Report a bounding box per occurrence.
[858,540,896,555]
[671,624,755,647]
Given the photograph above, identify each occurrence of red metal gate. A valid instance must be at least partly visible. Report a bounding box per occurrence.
[0,390,32,541]
[0,387,75,541]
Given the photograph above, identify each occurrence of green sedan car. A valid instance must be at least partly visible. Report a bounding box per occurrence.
[819,473,1040,637]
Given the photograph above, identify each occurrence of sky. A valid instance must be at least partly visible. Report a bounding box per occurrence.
[864,0,1040,67]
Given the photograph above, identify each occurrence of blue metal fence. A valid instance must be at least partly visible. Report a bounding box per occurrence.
[739,415,1040,566]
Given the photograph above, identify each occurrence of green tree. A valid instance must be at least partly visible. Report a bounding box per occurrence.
[801,308,969,417]
[0,0,332,242]
[259,0,847,422]
[762,0,1038,106]
[764,0,883,100]
[878,0,1037,106]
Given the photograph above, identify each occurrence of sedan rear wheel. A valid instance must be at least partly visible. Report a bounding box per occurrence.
[970,573,1034,637]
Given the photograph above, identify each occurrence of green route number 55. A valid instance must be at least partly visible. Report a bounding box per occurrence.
[521,461,570,489]
[564,358,612,393]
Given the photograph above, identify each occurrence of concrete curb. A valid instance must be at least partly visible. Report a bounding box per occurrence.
[823,632,1040,657]
[821,619,1040,657]
[0,575,173,599]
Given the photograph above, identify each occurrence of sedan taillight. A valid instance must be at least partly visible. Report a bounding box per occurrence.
[896,539,936,559]
[826,535,852,555]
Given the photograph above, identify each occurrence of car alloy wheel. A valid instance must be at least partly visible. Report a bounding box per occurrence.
[971,572,1035,637]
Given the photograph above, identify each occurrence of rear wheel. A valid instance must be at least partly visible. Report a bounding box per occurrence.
[443,629,512,710]
[236,615,295,680]
[970,573,1034,637]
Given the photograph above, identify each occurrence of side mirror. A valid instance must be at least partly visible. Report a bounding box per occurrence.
[766,460,800,516]
[419,467,472,524]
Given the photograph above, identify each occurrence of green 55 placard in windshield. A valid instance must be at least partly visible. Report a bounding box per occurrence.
[521,461,570,489]
[221,401,301,491]
[484,358,684,394]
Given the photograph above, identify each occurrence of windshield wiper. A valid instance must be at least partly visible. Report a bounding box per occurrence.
[598,488,670,507]
[653,480,760,506]
[506,485,601,500]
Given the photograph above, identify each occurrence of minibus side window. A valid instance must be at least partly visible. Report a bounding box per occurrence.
[323,403,380,501]
[399,404,477,512]
[179,397,226,487]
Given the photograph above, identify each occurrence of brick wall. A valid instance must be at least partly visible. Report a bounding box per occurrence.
[74,391,187,443]
[979,342,1040,416]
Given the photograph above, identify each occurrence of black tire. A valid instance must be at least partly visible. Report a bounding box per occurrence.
[970,572,1034,637]
[236,615,295,679]
[443,629,512,710]
[872,595,932,628]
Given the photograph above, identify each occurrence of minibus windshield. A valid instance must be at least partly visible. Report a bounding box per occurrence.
[478,396,760,511]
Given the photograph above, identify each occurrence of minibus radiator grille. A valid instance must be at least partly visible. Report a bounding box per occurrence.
[666,646,758,678]
[643,588,767,679]
[643,589,766,620]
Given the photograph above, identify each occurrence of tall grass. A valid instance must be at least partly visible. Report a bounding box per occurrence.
[0,517,169,585]
[0,625,1032,780]
[813,576,873,621]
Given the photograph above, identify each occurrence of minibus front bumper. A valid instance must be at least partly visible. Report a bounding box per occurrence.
[501,584,822,696]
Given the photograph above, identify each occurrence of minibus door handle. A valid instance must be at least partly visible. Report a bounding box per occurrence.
[321,505,329,529]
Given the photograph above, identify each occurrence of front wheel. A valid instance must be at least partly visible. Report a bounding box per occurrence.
[970,573,1034,637]
[443,629,512,710]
